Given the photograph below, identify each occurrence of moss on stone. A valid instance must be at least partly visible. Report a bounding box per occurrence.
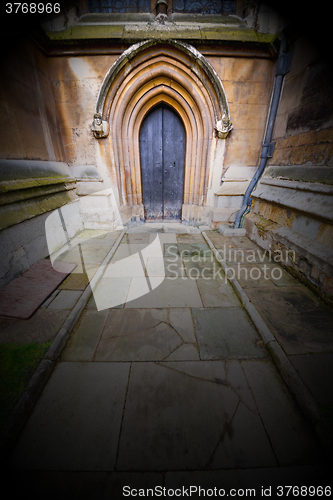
[45,23,275,45]
[0,176,74,194]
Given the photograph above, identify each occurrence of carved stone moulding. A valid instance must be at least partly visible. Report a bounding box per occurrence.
[92,39,233,207]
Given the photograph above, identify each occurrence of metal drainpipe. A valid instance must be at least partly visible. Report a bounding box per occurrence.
[233,30,291,228]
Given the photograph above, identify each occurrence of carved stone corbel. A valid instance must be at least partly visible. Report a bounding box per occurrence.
[91,113,109,139]
[155,0,168,24]
[215,114,233,139]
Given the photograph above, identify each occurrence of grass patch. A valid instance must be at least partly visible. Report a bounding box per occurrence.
[0,342,51,429]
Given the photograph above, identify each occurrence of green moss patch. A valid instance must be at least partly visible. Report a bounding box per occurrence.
[0,342,51,429]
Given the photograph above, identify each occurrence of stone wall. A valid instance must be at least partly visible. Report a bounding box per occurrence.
[243,34,333,303]
[0,36,80,289]
[0,37,65,162]
[47,44,275,226]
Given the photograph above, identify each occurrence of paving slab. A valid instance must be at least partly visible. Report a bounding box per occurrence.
[75,229,110,239]
[290,353,333,425]
[169,308,196,342]
[46,290,82,310]
[61,309,109,361]
[91,277,131,310]
[205,234,237,250]
[125,277,203,308]
[0,260,76,319]
[245,286,333,355]
[163,243,179,257]
[94,309,200,362]
[57,272,91,290]
[104,253,147,278]
[229,236,260,249]
[0,309,69,344]
[163,342,200,360]
[10,362,130,471]
[116,360,276,471]
[192,307,267,360]
[94,307,182,361]
[178,243,212,258]
[242,359,323,466]
[176,233,205,243]
[196,277,240,307]
[149,233,177,244]
[146,256,185,277]
[226,263,276,288]
[5,225,331,486]
[120,233,151,245]
[183,257,218,278]
[95,321,182,361]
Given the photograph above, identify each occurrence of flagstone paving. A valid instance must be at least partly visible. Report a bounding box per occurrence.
[4,223,333,493]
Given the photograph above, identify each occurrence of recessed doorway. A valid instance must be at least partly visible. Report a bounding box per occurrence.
[140,104,185,221]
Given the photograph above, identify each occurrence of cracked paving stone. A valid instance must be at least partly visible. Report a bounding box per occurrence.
[169,308,196,343]
[94,322,183,362]
[116,360,276,471]
[192,308,267,360]
[163,343,199,361]
[94,309,183,361]
[242,359,323,466]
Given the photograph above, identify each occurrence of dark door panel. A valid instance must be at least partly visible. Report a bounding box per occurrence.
[140,104,185,221]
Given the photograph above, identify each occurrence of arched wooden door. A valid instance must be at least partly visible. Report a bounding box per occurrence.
[140,104,185,221]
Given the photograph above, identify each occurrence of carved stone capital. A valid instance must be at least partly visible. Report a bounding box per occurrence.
[215,115,233,139]
[91,113,109,139]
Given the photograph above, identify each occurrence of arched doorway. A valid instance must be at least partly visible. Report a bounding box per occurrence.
[140,104,185,221]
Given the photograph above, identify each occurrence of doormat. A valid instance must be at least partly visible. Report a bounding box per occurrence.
[0,260,76,319]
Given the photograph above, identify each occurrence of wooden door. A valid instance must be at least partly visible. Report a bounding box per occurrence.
[140,104,185,220]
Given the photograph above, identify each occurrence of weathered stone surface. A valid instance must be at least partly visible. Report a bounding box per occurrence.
[163,343,200,361]
[196,278,240,307]
[95,321,182,362]
[245,286,333,355]
[242,359,322,466]
[116,360,290,471]
[46,290,82,310]
[10,362,130,470]
[117,361,238,471]
[291,353,333,426]
[91,277,131,310]
[0,309,68,344]
[62,310,109,361]
[58,272,90,290]
[125,277,203,308]
[192,307,267,360]
[169,308,196,343]
[93,308,177,361]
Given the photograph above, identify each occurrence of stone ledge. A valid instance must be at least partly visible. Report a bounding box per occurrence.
[252,177,333,224]
[44,24,275,45]
[0,189,78,231]
[244,212,333,303]
[0,177,76,206]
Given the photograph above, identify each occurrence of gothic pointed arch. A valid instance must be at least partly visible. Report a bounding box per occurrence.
[92,39,232,211]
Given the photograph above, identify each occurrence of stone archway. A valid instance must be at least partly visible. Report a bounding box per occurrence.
[92,39,232,223]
